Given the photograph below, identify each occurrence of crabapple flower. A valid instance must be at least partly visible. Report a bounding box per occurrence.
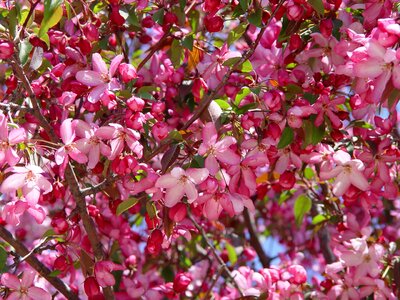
[320,150,369,196]
[0,165,52,204]
[95,261,124,287]
[0,113,26,167]
[156,167,209,207]
[74,120,111,169]
[1,269,51,300]
[95,123,143,160]
[2,200,46,225]
[198,123,241,175]
[55,119,88,176]
[76,53,123,103]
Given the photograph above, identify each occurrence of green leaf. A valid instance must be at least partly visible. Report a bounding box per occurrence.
[168,130,183,141]
[19,39,33,66]
[303,120,325,146]
[161,265,174,282]
[0,245,7,272]
[238,60,253,72]
[223,57,241,67]
[48,270,61,277]
[146,201,157,218]
[225,242,238,265]
[153,8,165,25]
[312,214,328,225]
[234,87,251,106]
[239,0,251,11]
[234,102,258,115]
[39,0,64,42]
[116,197,139,216]
[294,195,312,227]
[169,39,184,68]
[248,9,262,27]
[214,99,231,110]
[308,0,324,16]
[277,127,294,149]
[228,22,247,45]
[182,34,194,50]
[304,167,315,180]
[126,8,140,27]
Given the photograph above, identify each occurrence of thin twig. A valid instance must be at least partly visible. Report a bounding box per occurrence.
[187,209,244,297]
[0,226,79,300]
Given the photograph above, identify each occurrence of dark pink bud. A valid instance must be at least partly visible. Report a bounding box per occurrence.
[320,19,333,38]
[119,63,137,83]
[168,203,187,222]
[141,16,155,28]
[204,15,224,32]
[279,171,295,190]
[204,0,221,13]
[84,277,100,297]
[173,273,192,293]
[0,40,14,59]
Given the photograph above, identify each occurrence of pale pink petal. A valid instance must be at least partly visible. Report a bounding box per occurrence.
[109,55,124,78]
[21,269,35,288]
[23,186,40,204]
[164,185,185,207]
[203,198,223,220]
[74,120,92,138]
[69,149,88,164]
[87,145,100,169]
[156,174,179,188]
[353,60,383,78]
[205,155,219,176]
[36,176,53,194]
[184,182,198,203]
[275,154,289,174]
[92,53,108,76]
[100,143,111,157]
[170,167,185,178]
[0,114,8,140]
[60,118,75,144]
[229,193,245,214]
[75,139,90,153]
[216,149,241,165]
[88,84,107,103]
[219,194,235,217]
[27,206,46,224]
[6,292,20,300]
[109,138,124,160]
[215,136,237,150]
[186,168,209,184]
[319,166,342,180]
[27,286,51,300]
[0,173,26,193]
[76,70,104,86]
[96,126,116,139]
[55,148,66,165]
[350,169,369,191]
[1,273,21,289]
[6,148,21,166]
[333,150,351,165]
[332,173,351,196]
[8,128,26,144]
[202,123,218,145]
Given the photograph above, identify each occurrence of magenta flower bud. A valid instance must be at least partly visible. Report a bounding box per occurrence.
[173,272,192,293]
[287,265,307,284]
[320,19,333,38]
[119,63,138,83]
[0,40,14,59]
[204,15,224,33]
[84,277,100,297]
[168,203,187,222]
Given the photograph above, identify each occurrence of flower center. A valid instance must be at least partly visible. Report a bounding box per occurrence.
[179,175,188,184]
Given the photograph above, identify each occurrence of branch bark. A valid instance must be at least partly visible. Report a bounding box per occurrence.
[10,58,115,299]
[244,209,271,268]
[0,226,80,300]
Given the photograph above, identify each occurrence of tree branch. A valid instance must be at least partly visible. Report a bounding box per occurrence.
[10,57,115,299]
[0,226,79,300]
[244,208,271,268]
[187,209,244,297]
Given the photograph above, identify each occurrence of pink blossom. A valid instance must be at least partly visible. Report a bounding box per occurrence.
[95,261,124,287]
[320,150,369,196]
[76,53,123,103]
[312,95,345,128]
[1,200,46,225]
[0,113,26,167]
[74,120,111,169]
[0,165,52,204]
[1,269,51,300]
[155,167,209,207]
[198,123,241,175]
[95,123,143,160]
[55,119,88,177]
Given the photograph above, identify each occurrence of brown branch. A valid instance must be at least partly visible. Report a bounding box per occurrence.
[187,209,244,297]
[136,33,170,72]
[0,226,80,300]
[244,209,271,268]
[10,57,115,299]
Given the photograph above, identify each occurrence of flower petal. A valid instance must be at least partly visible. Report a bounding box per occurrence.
[1,273,21,289]
[109,54,124,78]
[184,182,198,203]
[186,168,209,184]
[21,269,35,288]
[164,185,185,207]
[0,173,26,194]
[350,169,369,191]
[156,174,179,189]
[8,128,26,144]
[92,53,108,76]
[332,173,351,196]
[28,287,51,300]
[76,70,104,86]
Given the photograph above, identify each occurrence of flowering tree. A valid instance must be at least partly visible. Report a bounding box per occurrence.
[0,0,399,298]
